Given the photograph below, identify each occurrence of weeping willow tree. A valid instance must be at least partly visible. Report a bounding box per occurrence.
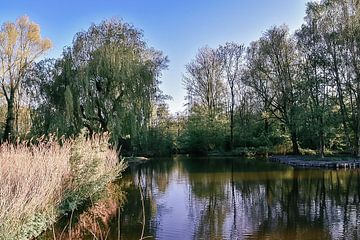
[73,19,168,152]
[27,18,168,154]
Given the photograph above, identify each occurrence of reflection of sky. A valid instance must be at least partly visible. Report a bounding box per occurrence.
[149,166,266,239]
[152,168,194,240]
[139,159,360,240]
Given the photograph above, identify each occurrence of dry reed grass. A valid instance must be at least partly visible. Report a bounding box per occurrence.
[0,133,126,240]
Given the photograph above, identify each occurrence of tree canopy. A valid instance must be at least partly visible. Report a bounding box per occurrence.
[3,0,360,158]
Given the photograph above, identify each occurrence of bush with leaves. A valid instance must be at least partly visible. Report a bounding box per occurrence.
[0,131,126,240]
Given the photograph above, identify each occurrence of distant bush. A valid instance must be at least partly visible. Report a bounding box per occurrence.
[300,148,317,156]
[273,139,293,155]
[233,147,255,157]
[180,112,228,155]
[256,146,270,155]
[324,148,334,156]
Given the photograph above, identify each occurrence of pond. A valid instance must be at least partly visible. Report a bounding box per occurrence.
[119,156,360,240]
[41,156,360,239]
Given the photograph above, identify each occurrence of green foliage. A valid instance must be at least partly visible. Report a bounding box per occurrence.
[300,148,317,156]
[25,19,168,155]
[7,0,360,160]
[147,127,174,156]
[59,132,124,214]
[64,85,74,121]
[233,147,256,157]
[18,212,55,240]
[180,109,227,155]
[178,0,360,157]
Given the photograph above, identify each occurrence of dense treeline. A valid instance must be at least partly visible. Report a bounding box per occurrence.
[182,0,360,157]
[2,0,360,158]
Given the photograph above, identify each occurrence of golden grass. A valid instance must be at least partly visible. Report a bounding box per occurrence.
[0,133,126,240]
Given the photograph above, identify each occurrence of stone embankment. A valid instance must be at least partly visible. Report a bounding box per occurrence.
[269,156,360,169]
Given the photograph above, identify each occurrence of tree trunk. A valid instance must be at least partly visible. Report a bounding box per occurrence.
[291,131,300,155]
[356,91,360,158]
[3,89,15,142]
[264,114,270,158]
[319,116,325,158]
[332,46,352,153]
[354,77,360,157]
[319,133,325,159]
[264,117,269,136]
[230,87,235,151]
[356,134,360,158]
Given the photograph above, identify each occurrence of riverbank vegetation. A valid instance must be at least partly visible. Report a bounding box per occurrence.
[0,133,125,239]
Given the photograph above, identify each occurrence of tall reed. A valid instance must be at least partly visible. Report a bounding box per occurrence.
[0,133,125,240]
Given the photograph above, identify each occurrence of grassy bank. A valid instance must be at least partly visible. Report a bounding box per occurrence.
[0,133,126,240]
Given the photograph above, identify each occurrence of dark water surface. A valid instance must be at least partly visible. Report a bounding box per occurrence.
[117,156,360,240]
[41,156,360,239]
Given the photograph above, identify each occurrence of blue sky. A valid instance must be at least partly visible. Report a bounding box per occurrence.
[2,0,309,113]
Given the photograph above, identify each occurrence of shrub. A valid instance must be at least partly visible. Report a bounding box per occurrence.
[0,132,126,240]
[233,147,255,157]
[59,133,126,214]
[300,148,317,156]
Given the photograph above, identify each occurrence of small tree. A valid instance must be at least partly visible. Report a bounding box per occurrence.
[0,16,51,141]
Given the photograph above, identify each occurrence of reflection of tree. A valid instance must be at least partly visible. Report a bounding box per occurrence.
[146,157,176,193]
[244,169,360,240]
[117,158,177,240]
[193,191,228,239]
[118,171,156,240]
[145,160,359,239]
[183,158,360,240]
[38,183,127,240]
[189,175,230,239]
[55,158,360,240]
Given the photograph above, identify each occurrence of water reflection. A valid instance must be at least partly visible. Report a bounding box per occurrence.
[39,156,360,239]
[38,184,127,240]
[121,156,360,240]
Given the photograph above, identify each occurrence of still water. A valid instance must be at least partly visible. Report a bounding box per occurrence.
[42,156,360,239]
[118,156,360,240]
